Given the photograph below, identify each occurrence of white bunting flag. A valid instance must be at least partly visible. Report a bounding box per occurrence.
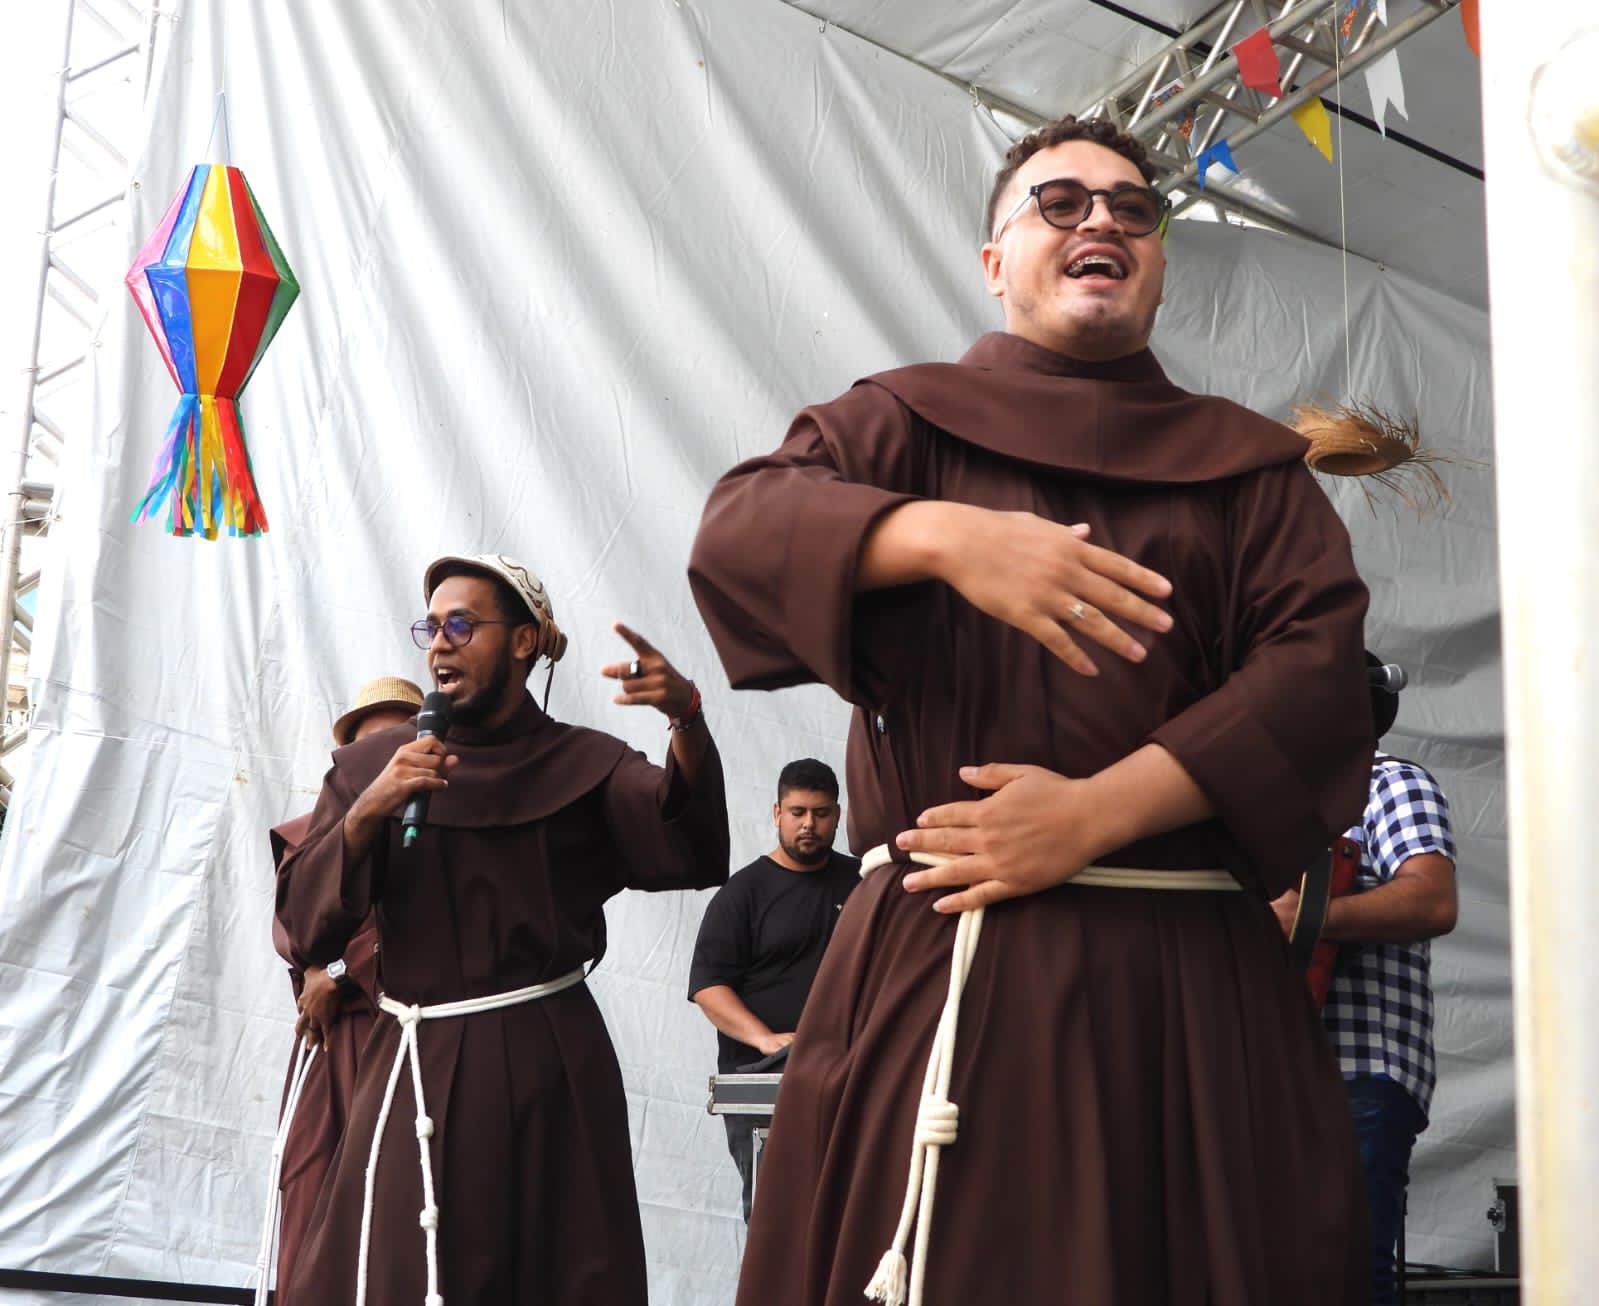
[1365,48,1408,135]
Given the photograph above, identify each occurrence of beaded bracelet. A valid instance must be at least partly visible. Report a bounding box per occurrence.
[669,681,703,731]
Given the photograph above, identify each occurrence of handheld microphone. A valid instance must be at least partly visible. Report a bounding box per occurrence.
[401,691,454,848]
[1367,663,1408,695]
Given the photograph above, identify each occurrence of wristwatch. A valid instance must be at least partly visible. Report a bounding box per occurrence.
[326,958,354,990]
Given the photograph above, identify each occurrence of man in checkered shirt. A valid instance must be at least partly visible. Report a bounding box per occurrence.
[1274,653,1458,1306]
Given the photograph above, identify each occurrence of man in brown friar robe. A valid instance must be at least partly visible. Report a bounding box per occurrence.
[277,552,729,1306]
[689,117,1373,1306]
[267,675,423,1295]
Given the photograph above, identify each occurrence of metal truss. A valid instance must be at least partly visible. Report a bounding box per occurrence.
[0,0,165,807]
[1077,0,1462,233]
[815,0,1467,245]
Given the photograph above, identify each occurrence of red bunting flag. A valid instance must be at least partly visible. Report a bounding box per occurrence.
[1233,28,1284,99]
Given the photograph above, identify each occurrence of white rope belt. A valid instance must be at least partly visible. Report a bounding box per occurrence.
[858,845,1236,1306]
[356,967,588,1306]
[857,844,1240,892]
[253,1040,318,1306]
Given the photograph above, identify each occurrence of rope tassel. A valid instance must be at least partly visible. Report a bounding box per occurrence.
[864,892,985,1306]
[354,968,587,1306]
[852,845,1240,1306]
[253,1041,318,1306]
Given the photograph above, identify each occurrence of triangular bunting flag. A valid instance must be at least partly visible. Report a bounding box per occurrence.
[1232,29,1284,99]
[1150,80,1197,148]
[1460,0,1480,56]
[1292,99,1335,162]
[1337,0,1378,49]
[1364,50,1408,136]
[1195,140,1240,191]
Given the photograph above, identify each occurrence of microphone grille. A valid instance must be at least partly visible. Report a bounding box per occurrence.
[417,691,454,735]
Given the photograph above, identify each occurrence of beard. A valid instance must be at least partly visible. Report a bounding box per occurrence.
[448,647,515,725]
[779,834,831,868]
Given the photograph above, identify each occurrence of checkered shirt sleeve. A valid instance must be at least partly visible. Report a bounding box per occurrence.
[1322,753,1456,1119]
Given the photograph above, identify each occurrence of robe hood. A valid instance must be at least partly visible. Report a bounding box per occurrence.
[331,695,627,829]
[864,332,1310,484]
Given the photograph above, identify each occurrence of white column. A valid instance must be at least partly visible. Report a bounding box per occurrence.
[1481,6,1599,1303]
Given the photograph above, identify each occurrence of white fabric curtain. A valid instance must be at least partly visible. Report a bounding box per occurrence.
[0,1,1505,1298]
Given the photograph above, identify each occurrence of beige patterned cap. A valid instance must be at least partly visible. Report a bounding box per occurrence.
[422,552,567,663]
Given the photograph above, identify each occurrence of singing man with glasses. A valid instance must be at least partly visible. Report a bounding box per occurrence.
[276,552,729,1306]
[691,116,1372,1305]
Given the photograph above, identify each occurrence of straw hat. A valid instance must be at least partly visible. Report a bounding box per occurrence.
[1291,401,1449,511]
[332,676,425,746]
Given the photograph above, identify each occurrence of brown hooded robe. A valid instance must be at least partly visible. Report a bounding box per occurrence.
[276,697,729,1306]
[268,813,380,1295]
[688,332,1372,1306]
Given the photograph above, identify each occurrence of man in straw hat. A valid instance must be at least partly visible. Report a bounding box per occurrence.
[690,115,1372,1305]
[276,553,729,1305]
[267,675,425,1296]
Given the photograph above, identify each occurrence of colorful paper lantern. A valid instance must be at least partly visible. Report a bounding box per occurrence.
[126,164,299,538]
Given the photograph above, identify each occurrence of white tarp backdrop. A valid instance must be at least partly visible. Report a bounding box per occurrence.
[0,1,1505,1301]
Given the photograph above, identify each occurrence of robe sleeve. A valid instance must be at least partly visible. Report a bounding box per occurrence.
[268,814,313,986]
[275,759,389,969]
[1148,462,1372,895]
[601,737,730,893]
[341,915,383,1009]
[688,384,925,704]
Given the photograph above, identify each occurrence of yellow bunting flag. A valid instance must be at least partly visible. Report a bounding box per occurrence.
[1292,98,1335,162]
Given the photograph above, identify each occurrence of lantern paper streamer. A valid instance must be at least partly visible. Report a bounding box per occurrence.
[125,164,299,538]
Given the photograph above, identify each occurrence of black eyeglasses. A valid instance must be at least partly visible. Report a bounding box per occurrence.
[410,615,524,649]
[992,178,1171,242]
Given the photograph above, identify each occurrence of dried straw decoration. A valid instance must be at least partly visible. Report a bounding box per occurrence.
[1290,401,1451,513]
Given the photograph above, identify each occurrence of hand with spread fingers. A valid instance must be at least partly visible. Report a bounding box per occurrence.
[894,763,1098,913]
[895,746,1212,914]
[600,622,700,720]
[937,511,1174,677]
[858,502,1175,677]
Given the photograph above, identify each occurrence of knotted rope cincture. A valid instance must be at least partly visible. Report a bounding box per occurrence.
[355,967,588,1306]
[857,847,1238,1306]
[253,1040,318,1306]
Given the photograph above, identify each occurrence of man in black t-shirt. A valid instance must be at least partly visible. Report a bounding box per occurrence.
[689,758,860,1220]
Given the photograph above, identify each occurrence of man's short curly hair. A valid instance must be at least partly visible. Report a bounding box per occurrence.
[986,116,1159,238]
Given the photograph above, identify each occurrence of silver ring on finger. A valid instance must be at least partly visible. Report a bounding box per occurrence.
[628,659,642,679]
[1067,601,1087,622]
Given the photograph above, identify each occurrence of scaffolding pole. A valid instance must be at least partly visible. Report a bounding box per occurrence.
[0,5,78,742]
[1482,5,1599,1303]
[0,0,161,801]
